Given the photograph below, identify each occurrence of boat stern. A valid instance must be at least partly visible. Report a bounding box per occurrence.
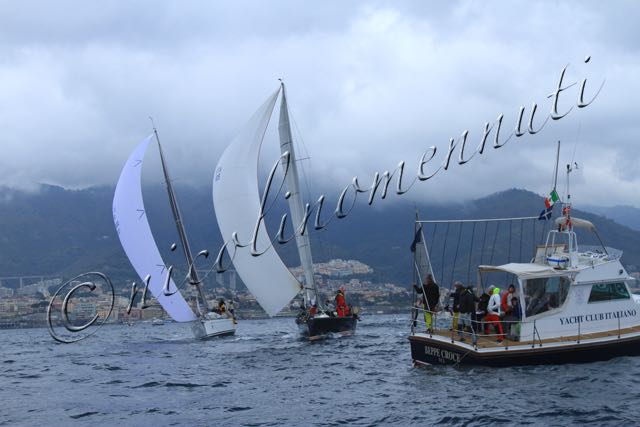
[190,318,236,339]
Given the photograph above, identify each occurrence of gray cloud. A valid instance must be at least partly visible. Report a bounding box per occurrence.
[0,0,638,208]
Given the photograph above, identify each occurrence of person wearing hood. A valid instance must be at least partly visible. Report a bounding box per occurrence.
[485,287,504,342]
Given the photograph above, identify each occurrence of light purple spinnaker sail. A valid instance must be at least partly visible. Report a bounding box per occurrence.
[113,135,197,322]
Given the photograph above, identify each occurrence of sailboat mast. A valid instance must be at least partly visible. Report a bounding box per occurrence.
[152,126,210,314]
[277,83,321,309]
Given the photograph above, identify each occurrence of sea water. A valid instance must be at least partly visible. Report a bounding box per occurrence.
[1,315,638,426]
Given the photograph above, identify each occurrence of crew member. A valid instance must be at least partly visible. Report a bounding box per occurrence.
[414,274,440,332]
[217,298,226,315]
[448,282,463,331]
[486,287,504,342]
[335,287,349,317]
[501,284,516,315]
[475,287,491,338]
[458,285,478,344]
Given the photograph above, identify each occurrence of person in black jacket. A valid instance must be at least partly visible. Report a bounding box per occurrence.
[475,287,492,338]
[458,286,478,343]
[414,274,440,332]
[447,282,463,332]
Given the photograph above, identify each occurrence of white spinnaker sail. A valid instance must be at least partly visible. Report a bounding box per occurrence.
[113,135,198,322]
[213,89,302,317]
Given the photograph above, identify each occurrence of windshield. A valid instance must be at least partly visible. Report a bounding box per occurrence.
[524,276,571,317]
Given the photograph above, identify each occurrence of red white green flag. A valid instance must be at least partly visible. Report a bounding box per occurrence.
[544,189,560,209]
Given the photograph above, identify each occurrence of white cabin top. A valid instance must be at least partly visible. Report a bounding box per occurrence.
[479,217,632,283]
[475,217,638,340]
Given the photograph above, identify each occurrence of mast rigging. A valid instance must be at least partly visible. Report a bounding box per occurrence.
[151,123,210,314]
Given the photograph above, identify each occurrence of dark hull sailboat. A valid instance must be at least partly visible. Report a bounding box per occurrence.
[296,315,358,341]
[212,83,359,339]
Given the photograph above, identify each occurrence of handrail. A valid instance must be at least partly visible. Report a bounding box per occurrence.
[577,316,581,344]
[534,323,542,347]
[531,319,536,348]
[411,305,633,350]
[416,215,539,224]
[411,305,533,343]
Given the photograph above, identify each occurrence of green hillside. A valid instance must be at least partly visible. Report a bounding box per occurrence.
[0,185,637,290]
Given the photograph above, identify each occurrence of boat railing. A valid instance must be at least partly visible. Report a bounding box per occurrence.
[411,305,539,350]
[532,320,542,348]
[618,316,621,339]
[411,305,631,350]
[579,245,622,262]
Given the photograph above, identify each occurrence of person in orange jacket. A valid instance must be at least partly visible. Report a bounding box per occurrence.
[501,284,516,315]
[309,303,318,316]
[335,287,349,317]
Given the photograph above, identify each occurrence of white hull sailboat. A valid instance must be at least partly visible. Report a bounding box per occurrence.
[191,315,235,339]
[113,130,236,340]
[212,83,357,339]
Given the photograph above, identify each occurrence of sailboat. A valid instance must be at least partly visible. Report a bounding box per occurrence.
[213,83,358,340]
[113,128,236,339]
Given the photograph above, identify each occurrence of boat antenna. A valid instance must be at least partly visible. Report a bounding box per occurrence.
[552,141,561,193]
[566,161,578,202]
[149,117,210,315]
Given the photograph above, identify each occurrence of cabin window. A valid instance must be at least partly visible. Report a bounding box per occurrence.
[588,283,630,303]
[524,276,571,317]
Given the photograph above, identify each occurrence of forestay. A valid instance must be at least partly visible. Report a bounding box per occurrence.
[278,86,317,306]
[212,89,302,317]
[113,136,197,322]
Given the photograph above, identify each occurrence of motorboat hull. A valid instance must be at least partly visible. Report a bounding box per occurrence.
[297,315,358,341]
[409,332,640,366]
[190,318,236,340]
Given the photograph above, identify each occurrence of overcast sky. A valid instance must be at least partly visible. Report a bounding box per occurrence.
[0,1,638,208]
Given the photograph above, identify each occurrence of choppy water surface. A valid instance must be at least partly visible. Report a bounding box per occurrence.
[1,315,639,426]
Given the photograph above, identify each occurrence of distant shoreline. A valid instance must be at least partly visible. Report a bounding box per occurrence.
[0,305,410,331]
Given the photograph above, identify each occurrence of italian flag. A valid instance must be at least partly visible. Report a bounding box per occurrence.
[545,189,560,209]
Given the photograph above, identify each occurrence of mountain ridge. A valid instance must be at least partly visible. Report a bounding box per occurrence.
[0,185,637,290]
[580,204,640,232]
